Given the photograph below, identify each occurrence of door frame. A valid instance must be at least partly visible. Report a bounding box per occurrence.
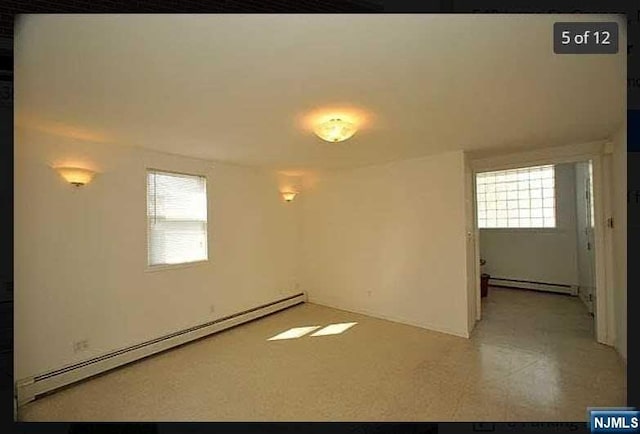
[468,140,615,346]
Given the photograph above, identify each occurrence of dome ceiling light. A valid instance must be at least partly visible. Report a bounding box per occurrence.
[314,118,357,143]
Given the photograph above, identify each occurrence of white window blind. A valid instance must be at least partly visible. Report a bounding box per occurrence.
[147,170,208,266]
[476,165,556,229]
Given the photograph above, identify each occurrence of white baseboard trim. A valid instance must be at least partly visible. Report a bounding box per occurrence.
[489,277,578,295]
[308,296,469,339]
[15,292,306,407]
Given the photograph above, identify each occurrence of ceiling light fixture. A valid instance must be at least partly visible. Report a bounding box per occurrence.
[55,167,96,187]
[282,191,298,202]
[314,118,357,143]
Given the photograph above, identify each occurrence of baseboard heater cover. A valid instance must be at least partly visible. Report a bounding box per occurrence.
[16,292,306,406]
[488,277,577,295]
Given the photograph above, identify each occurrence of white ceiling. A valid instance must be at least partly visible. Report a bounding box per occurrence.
[15,14,625,171]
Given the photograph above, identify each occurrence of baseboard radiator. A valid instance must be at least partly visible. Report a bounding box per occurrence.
[16,292,306,407]
[489,277,577,295]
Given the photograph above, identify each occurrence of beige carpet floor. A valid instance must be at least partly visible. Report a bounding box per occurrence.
[18,287,626,421]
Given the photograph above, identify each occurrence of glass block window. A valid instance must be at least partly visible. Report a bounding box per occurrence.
[476,165,556,228]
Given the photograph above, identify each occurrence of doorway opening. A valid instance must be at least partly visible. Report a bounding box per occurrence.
[471,155,614,346]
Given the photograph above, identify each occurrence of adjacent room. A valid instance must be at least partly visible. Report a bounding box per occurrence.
[13,14,627,421]
[472,160,618,403]
[477,161,598,328]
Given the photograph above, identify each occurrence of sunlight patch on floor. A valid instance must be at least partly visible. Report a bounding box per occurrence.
[267,322,358,341]
[310,322,358,336]
[267,326,321,341]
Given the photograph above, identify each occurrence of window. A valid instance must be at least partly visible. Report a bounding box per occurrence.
[476,165,556,229]
[147,170,208,267]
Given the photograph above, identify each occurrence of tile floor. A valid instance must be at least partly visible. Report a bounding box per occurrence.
[18,287,626,421]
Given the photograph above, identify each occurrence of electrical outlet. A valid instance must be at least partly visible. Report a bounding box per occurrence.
[73,339,89,353]
[209,304,215,314]
[367,290,372,297]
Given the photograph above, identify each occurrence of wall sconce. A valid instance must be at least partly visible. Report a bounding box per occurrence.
[314,118,357,143]
[55,167,96,187]
[282,192,297,202]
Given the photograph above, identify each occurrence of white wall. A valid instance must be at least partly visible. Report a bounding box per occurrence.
[611,126,627,360]
[299,151,471,337]
[479,163,579,286]
[14,128,301,379]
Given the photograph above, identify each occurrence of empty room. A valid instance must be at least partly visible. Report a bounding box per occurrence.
[14,14,627,421]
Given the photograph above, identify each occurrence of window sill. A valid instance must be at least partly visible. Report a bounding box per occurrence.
[145,260,209,273]
[479,227,566,234]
